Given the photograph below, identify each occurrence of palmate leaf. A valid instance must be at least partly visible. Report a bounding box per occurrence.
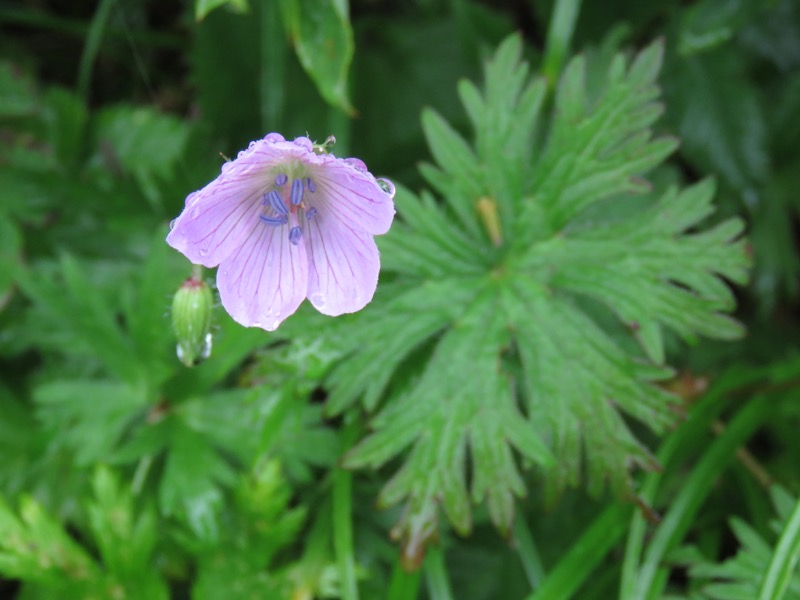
[328,35,749,558]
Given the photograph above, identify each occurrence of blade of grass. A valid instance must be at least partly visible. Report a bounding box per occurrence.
[526,503,632,600]
[388,556,422,600]
[333,418,360,600]
[77,0,116,101]
[633,392,774,600]
[513,513,546,590]
[260,0,286,131]
[425,546,454,600]
[620,365,782,600]
[758,495,800,600]
[541,0,582,88]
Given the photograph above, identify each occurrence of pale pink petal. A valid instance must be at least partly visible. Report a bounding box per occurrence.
[167,138,314,267]
[167,132,396,330]
[216,222,308,330]
[167,183,262,268]
[304,215,381,316]
[312,161,395,235]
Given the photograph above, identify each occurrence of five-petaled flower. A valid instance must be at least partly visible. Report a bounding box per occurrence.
[167,133,396,331]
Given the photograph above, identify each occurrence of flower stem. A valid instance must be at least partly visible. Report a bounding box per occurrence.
[424,546,454,600]
[260,0,285,130]
[190,263,204,281]
[334,417,360,600]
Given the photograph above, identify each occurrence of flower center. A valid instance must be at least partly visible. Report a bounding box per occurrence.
[259,173,318,245]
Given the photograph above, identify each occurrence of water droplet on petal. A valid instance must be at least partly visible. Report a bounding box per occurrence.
[270,319,280,330]
[309,292,326,308]
[345,157,368,172]
[169,219,177,231]
[376,178,396,198]
[293,136,313,151]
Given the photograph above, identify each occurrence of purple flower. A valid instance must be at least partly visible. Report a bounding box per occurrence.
[167,133,396,331]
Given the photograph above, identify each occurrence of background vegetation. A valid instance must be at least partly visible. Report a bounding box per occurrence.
[1,0,799,598]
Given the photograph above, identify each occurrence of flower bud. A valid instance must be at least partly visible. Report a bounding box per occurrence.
[171,277,213,367]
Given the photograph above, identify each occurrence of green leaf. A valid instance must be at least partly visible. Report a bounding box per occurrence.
[519,39,678,237]
[676,487,800,600]
[279,0,354,113]
[87,467,169,599]
[93,105,190,207]
[529,179,750,363]
[420,34,549,247]
[662,46,769,192]
[0,495,101,592]
[43,87,89,170]
[0,213,22,312]
[326,278,482,415]
[195,0,248,21]
[0,469,168,598]
[159,417,237,542]
[326,36,748,558]
[34,380,148,466]
[192,460,306,599]
[760,492,800,600]
[15,254,148,385]
[0,384,40,495]
[677,0,759,56]
[0,61,37,118]
[345,290,554,548]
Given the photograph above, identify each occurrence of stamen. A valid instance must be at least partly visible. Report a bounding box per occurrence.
[260,215,288,227]
[289,226,303,245]
[291,178,304,205]
[275,173,288,186]
[268,190,288,215]
[306,207,318,220]
[306,178,316,193]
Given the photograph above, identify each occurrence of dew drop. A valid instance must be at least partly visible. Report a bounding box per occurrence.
[169,219,177,231]
[345,157,368,172]
[310,292,326,308]
[201,333,212,360]
[376,178,396,198]
[270,319,280,330]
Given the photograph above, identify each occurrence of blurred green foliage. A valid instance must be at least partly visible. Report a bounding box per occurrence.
[0,0,799,598]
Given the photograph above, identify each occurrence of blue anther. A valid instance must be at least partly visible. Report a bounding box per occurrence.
[267,190,288,215]
[275,173,288,186]
[260,215,288,227]
[306,207,318,220]
[306,178,316,193]
[291,178,304,205]
[289,226,303,245]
